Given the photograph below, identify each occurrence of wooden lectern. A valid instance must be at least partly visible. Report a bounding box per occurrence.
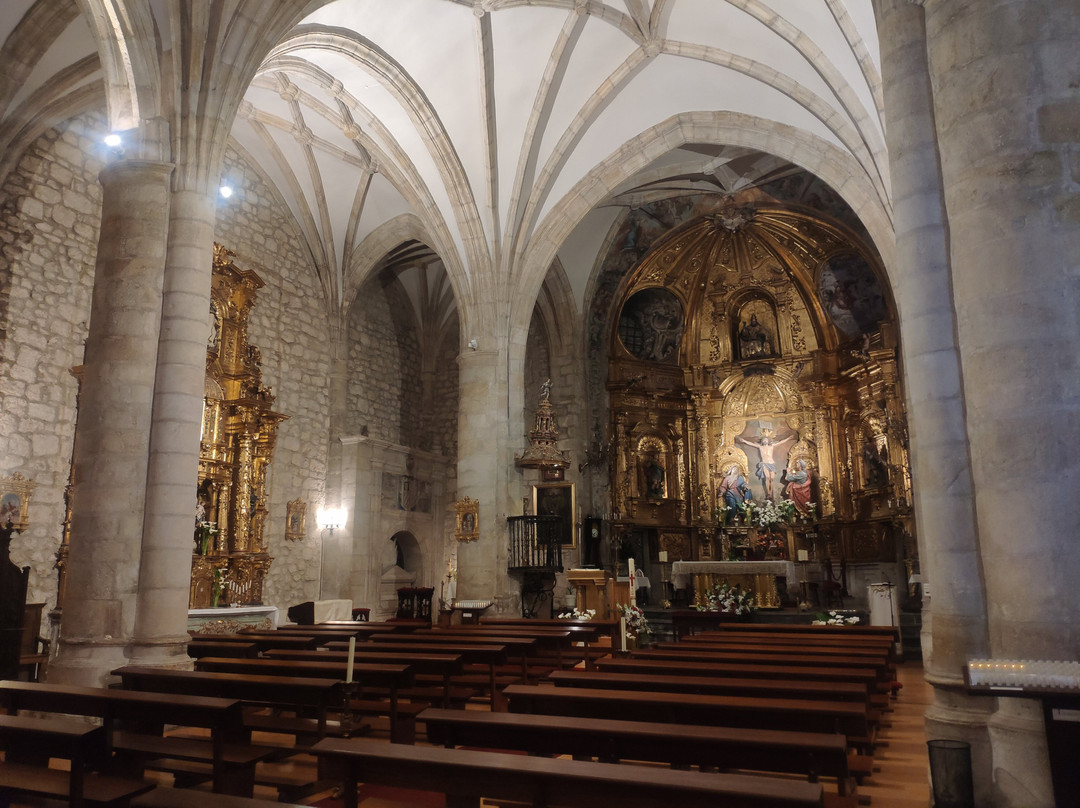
[567,569,609,616]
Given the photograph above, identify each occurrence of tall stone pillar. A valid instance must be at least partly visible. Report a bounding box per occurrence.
[924,1,1078,803]
[873,0,996,799]
[322,332,352,600]
[130,188,217,666]
[50,158,174,686]
[455,347,512,608]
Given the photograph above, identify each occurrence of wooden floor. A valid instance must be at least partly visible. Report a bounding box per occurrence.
[860,660,932,808]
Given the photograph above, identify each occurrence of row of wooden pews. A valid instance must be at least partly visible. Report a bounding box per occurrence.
[386,620,902,807]
[0,679,307,807]
[307,619,851,807]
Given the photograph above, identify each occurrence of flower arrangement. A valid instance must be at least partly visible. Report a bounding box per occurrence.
[557,608,596,621]
[813,610,860,625]
[616,603,652,638]
[211,568,231,607]
[195,519,219,555]
[748,498,797,528]
[698,581,756,615]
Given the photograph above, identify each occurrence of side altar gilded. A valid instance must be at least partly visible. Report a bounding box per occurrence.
[189,245,287,609]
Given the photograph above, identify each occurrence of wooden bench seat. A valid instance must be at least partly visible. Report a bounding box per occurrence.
[595,656,884,693]
[504,683,873,750]
[0,714,153,808]
[0,681,258,797]
[190,657,418,743]
[132,787,308,808]
[110,730,276,795]
[420,706,865,796]
[311,736,826,808]
[545,669,873,707]
[632,647,892,681]
[111,667,345,746]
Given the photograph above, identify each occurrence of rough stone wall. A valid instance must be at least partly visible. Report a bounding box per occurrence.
[430,326,459,458]
[524,310,551,433]
[213,145,332,610]
[346,273,422,445]
[0,111,106,618]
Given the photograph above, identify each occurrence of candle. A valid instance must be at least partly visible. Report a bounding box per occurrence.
[628,558,637,607]
[619,616,627,653]
[658,551,668,563]
[346,636,356,683]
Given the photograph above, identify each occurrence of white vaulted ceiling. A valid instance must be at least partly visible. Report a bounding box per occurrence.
[235,0,887,310]
[0,0,887,316]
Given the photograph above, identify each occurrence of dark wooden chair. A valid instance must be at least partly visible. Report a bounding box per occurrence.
[19,602,50,681]
[821,559,847,609]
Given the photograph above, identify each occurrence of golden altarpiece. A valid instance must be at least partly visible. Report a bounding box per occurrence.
[604,204,914,596]
[189,245,287,609]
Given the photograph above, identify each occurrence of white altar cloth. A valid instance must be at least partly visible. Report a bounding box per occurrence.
[670,561,796,590]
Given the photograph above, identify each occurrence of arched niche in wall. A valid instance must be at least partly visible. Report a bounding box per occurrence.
[616,287,685,364]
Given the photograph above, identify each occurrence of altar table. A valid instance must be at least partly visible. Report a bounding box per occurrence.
[670,561,796,609]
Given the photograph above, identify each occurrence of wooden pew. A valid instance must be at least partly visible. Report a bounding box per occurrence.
[187,640,259,659]
[261,648,468,707]
[702,623,899,640]
[187,633,322,652]
[311,736,826,808]
[687,632,898,663]
[112,666,345,742]
[0,681,269,797]
[191,656,420,743]
[132,789,308,808]
[545,669,874,707]
[435,622,607,668]
[504,683,873,750]
[671,639,893,662]
[660,641,896,680]
[326,639,511,707]
[420,706,862,799]
[632,647,892,682]
[0,713,153,808]
[594,657,883,694]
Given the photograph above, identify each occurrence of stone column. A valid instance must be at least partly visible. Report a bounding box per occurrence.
[322,334,352,600]
[49,158,174,686]
[455,347,512,607]
[873,0,997,798]
[925,1,1077,803]
[129,188,217,667]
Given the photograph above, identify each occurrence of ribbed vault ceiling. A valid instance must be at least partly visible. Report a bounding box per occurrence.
[1,0,887,321]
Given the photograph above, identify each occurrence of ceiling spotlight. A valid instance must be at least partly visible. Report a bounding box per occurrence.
[103,133,123,148]
[219,185,234,199]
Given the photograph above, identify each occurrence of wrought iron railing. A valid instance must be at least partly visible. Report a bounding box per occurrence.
[507,515,563,571]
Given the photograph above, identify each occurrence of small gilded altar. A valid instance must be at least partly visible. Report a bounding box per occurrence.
[189,245,287,609]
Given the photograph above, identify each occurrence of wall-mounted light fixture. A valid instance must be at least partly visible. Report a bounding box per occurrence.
[316,506,346,535]
[467,338,478,350]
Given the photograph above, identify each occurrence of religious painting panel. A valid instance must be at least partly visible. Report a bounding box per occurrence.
[733,419,799,503]
[817,252,886,337]
[617,288,684,364]
[455,497,479,542]
[533,483,576,548]
[0,473,36,532]
[285,498,306,541]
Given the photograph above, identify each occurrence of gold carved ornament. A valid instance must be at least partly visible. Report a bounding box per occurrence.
[455,497,479,542]
[0,472,37,532]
